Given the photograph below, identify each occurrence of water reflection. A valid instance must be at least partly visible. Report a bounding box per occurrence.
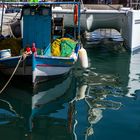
[72,68,123,139]
[0,73,77,139]
[0,76,32,139]
[71,46,140,139]
[31,74,76,139]
[0,99,21,125]
[0,43,140,140]
[127,52,140,97]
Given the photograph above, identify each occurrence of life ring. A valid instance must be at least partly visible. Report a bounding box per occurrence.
[74,4,78,25]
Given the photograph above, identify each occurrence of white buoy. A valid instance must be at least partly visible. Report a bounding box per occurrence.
[79,47,88,68]
[76,85,87,100]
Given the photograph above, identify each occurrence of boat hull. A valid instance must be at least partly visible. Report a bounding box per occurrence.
[0,54,76,84]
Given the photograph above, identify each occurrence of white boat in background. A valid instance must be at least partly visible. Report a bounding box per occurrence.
[0,6,5,27]
[2,1,140,52]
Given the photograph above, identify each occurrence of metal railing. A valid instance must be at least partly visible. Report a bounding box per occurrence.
[129,0,140,9]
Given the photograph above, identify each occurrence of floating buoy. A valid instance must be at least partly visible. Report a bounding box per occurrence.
[79,47,88,68]
[76,85,87,100]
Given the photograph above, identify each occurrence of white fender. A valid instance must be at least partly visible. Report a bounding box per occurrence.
[79,47,88,68]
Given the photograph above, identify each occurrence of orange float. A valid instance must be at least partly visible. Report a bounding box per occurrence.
[74,4,78,25]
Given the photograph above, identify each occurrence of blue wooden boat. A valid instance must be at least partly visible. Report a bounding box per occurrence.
[0,1,82,85]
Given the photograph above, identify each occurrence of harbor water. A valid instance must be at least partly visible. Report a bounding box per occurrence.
[0,39,140,140]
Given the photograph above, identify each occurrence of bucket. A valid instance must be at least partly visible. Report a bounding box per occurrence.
[0,49,11,59]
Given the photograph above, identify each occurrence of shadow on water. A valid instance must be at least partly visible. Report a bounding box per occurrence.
[0,42,140,140]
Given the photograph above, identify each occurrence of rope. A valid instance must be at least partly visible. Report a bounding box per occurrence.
[107,4,121,11]
[0,55,23,94]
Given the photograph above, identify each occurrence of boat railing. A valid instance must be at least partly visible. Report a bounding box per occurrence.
[129,0,140,9]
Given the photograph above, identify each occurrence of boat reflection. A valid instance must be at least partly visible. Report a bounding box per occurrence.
[0,73,77,139]
[126,52,140,97]
[32,74,75,111]
[30,74,77,139]
[71,47,140,139]
[0,46,140,139]
[71,83,123,139]
[72,61,125,139]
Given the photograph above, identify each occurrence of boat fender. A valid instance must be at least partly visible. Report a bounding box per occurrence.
[74,4,78,25]
[76,85,87,100]
[79,47,89,68]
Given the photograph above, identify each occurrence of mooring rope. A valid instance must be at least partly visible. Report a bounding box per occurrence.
[107,4,121,11]
[0,55,23,94]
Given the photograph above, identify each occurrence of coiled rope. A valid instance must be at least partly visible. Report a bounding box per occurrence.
[0,55,23,94]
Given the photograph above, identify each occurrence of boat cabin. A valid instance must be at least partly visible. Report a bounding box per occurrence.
[22,5,52,56]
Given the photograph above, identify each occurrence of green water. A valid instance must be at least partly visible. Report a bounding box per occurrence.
[0,42,140,140]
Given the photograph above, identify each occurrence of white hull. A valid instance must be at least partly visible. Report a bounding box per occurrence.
[0,7,5,27]
[35,65,71,77]
[53,7,140,52]
[32,65,72,83]
[2,5,140,52]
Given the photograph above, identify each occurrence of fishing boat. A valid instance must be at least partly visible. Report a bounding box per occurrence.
[0,1,88,85]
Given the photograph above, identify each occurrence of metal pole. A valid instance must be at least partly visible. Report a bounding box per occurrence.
[0,0,4,35]
[78,3,81,43]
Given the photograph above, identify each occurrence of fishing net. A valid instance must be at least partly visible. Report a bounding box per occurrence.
[51,38,77,57]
